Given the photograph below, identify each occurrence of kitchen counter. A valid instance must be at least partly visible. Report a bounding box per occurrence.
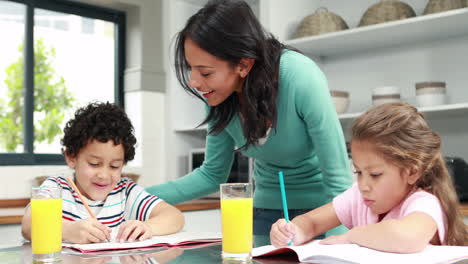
[0,198,221,225]
[461,203,468,217]
[175,198,220,211]
[1,199,466,225]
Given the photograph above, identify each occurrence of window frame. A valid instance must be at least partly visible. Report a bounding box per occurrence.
[0,0,126,165]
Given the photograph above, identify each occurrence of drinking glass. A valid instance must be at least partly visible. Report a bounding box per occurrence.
[220,183,253,262]
[31,186,62,263]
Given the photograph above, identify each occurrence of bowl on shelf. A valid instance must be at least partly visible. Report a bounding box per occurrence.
[330,90,350,114]
[415,81,447,107]
[372,86,401,106]
[358,0,416,27]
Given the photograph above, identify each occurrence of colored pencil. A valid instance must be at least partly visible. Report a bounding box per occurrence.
[278,171,292,246]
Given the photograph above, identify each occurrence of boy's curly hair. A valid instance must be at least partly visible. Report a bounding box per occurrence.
[61,102,136,162]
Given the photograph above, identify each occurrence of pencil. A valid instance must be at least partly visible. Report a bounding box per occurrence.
[67,176,111,242]
[278,171,292,246]
[67,176,96,219]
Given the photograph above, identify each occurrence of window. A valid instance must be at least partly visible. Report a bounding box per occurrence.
[0,0,125,165]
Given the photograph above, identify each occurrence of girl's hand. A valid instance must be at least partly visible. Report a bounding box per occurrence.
[63,218,111,244]
[270,218,299,247]
[320,233,351,245]
[116,220,152,242]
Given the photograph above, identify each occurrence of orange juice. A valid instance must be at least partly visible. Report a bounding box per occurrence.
[31,198,62,254]
[221,197,253,253]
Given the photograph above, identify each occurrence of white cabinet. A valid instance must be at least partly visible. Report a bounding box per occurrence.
[165,0,468,180]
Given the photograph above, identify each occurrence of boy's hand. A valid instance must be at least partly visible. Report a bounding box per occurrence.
[63,218,111,244]
[270,218,301,247]
[116,220,152,242]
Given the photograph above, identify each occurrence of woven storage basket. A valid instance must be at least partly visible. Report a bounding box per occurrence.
[359,0,416,27]
[423,0,464,15]
[294,7,349,38]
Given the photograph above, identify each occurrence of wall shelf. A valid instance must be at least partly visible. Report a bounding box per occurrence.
[284,8,468,57]
[339,103,468,122]
[418,102,468,119]
[174,104,468,131]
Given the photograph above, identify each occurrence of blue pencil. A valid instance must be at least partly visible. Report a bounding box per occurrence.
[278,171,292,246]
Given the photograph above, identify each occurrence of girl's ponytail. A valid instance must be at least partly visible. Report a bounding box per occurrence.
[424,153,467,245]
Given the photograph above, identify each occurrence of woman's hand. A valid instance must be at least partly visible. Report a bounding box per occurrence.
[116,220,152,242]
[270,218,301,247]
[63,218,111,244]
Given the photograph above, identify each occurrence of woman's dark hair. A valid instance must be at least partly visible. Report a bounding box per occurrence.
[174,0,291,149]
[61,101,137,163]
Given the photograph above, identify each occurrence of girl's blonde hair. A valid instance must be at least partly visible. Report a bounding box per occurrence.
[351,103,468,246]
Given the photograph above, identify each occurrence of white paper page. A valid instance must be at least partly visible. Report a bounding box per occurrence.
[63,230,221,251]
[252,240,362,263]
[253,240,468,264]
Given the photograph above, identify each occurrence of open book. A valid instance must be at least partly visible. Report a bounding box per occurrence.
[62,230,221,253]
[252,240,468,264]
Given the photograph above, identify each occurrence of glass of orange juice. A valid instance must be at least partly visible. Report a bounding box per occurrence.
[220,183,253,262]
[31,186,62,263]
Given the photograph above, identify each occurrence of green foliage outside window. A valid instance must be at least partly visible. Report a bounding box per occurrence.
[0,38,75,152]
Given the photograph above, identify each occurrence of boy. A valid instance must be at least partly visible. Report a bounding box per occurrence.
[22,102,184,244]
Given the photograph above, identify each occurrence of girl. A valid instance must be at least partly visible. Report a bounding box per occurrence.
[270,103,468,253]
[146,0,351,242]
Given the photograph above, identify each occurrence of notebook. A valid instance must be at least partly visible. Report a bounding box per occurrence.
[252,240,468,264]
[62,230,221,253]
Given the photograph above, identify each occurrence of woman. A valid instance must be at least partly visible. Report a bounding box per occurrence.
[146,0,352,243]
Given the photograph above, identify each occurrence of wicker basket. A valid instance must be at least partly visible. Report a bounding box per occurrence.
[358,0,416,27]
[294,7,349,38]
[423,0,464,15]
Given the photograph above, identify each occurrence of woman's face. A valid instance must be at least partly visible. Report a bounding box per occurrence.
[184,38,245,106]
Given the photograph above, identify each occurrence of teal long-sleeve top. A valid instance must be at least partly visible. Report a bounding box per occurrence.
[146,50,352,210]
